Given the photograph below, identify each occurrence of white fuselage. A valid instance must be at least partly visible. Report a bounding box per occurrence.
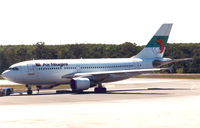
[2,58,154,85]
[0,24,174,94]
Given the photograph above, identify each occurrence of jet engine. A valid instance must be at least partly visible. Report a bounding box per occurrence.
[70,78,96,91]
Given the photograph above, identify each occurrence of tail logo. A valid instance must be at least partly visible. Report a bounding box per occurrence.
[35,63,41,66]
[156,38,165,53]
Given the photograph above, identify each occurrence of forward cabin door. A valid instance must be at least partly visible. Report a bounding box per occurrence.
[26,64,39,84]
[27,64,35,75]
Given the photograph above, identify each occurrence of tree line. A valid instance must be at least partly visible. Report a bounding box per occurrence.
[0,42,198,73]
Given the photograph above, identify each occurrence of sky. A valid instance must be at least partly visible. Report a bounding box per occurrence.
[0,0,200,45]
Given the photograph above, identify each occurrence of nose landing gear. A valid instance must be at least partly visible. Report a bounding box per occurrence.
[26,85,33,95]
[36,85,40,94]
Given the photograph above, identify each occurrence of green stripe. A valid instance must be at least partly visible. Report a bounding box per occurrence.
[145,36,168,47]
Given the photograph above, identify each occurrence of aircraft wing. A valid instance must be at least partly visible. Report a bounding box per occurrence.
[62,68,163,78]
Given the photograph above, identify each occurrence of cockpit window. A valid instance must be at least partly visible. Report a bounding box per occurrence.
[8,67,19,71]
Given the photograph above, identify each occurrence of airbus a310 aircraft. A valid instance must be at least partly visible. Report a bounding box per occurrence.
[1,24,191,95]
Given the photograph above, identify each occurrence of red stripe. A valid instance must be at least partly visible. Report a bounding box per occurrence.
[156,39,164,53]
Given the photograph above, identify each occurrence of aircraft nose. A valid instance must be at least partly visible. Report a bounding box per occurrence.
[1,70,12,80]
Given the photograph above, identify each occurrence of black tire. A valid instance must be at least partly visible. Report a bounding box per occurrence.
[6,89,11,96]
[94,87,107,93]
[27,90,33,95]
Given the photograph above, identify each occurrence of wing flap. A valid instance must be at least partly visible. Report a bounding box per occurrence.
[153,58,192,67]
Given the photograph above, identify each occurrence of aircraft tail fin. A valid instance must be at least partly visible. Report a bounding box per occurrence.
[134,24,173,58]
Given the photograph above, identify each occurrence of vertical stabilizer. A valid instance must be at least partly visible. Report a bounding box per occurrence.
[134,24,173,58]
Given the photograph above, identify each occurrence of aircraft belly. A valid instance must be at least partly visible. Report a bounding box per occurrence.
[38,76,69,85]
[37,72,70,85]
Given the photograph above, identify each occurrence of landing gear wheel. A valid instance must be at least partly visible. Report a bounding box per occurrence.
[26,85,33,95]
[6,89,11,96]
[94,87,107,93]
[27,90,33,95]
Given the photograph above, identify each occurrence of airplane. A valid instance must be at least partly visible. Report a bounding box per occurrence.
[1,24,192,95]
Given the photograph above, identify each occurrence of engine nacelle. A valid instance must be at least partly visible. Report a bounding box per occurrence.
[70,78,96,91]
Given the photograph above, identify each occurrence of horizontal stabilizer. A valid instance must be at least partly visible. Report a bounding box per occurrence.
[153,58,192,67]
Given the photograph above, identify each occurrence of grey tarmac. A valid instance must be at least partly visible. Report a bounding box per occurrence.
[0,78,200,128]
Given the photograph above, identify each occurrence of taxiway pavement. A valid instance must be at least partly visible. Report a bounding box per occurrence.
[1,78,200,128]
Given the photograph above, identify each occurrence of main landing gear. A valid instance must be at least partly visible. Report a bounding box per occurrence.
[26,85,33,95]
[94,83,107,93]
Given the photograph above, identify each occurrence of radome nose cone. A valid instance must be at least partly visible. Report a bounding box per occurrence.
[1,70,9,79]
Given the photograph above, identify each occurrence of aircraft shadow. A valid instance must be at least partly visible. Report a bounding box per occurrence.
[147,88,190,90]
[11,87,190,96]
